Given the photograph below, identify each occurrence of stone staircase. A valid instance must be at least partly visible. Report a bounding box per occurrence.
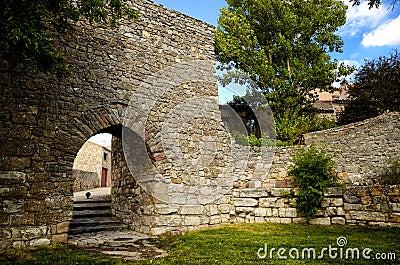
[69,197,127,235]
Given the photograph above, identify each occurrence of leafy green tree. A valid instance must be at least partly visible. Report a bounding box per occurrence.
[338,50,400,125]
[0,0,138,74]
[215,0,354,117]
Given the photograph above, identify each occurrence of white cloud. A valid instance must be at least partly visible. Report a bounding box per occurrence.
[339,0,390,37]
[362,14,400,46]
[89,133,112,147]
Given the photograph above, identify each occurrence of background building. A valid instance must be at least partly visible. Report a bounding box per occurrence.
[73,141,111,191]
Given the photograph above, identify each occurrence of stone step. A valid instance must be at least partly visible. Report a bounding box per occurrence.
[73,201,112,211]
[68,223,128,235]
[70,216,121,227]
[72,209,113,218]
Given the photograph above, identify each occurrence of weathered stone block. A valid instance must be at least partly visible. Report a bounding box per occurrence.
[337,207,345,216]
[391,203,400,212]
[270,188,292,197]
[309,217,331,225]
[154,204,180,215]
[279,208,297,218]
[180,205,203,215]
[255,208,267,217]
[150,227,168,236]
[344,203,366,211]
[350,211,388,222]
[221,214,230,223]
[184,216,201,226]
[204,205,218,216]
[52,233,68,244]
[30,238,50,247]
[21,227,42,240]
[265,208,279,217]
[233,198,258,207]
[292,217,307,224]
[12,241,26,248]
[326,207,337,216]
[56,222,70,234]
[209,215,221,225]
[390,213,400,223]
[239,188,270,198]
[343,195,361,204]
[331,198,344,207]
[264,217,281,223]
[218,204,231,214]
[259,198,277,208]
[235,207,255,214]
[331,217,346,225]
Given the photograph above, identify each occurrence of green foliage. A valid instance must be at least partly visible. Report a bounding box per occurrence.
[338,50,400,125]
[289,146,337,220]
[232,132,273,147]
[0,0,138,75]
[379,156,400,185]
[275,110,336,143]
[215,0,354,117]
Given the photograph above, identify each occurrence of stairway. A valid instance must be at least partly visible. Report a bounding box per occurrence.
[69,197,127,235]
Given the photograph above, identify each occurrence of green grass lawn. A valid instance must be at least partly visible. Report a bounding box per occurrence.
[2,223,399,264]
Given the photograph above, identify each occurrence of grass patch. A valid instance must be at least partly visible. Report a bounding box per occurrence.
[1,223,399,264]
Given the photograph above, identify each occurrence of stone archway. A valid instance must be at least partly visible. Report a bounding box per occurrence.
[0,0,222,248]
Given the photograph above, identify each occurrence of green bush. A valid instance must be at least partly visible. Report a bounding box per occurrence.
[379,156,400,185]
[275,112,336,143]
[289,146,338,220]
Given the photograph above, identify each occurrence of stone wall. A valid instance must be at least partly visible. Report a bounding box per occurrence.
[304,112,400,185]
[108,113,400,235]
[72,170,99,192]
[230,185,400,226]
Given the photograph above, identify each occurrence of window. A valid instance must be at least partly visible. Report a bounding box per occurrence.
[103,152,108,161]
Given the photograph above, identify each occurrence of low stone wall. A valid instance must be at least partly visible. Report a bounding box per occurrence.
[72,170,99,192]
[114,184,400,236]
[304,112,400,185]
[230,185,400,227]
